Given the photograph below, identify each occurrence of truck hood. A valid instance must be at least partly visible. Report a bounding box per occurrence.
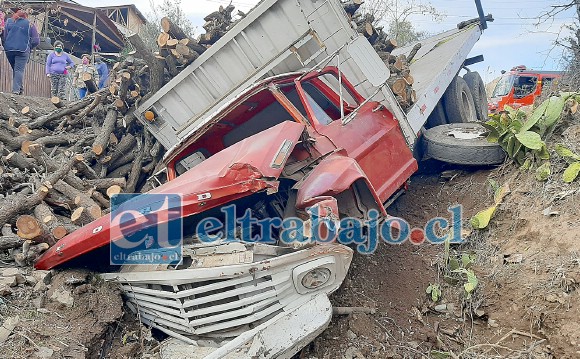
[35,121,306,270]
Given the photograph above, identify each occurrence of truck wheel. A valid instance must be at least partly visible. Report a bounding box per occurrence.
[423,123,506,165]
[443,76,478,123]
[463,71,489,121]
[425,100,447,128]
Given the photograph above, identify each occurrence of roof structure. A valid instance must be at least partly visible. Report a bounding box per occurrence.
[3,0,126,56]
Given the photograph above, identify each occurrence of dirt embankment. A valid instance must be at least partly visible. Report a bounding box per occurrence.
[309,126,580,358]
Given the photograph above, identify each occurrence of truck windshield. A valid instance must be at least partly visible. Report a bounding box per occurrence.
[513,75,538,98]
[492,75,514,98]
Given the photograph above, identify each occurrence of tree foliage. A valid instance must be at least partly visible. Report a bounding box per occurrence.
[539,1,580,85]
[361,0,443,46]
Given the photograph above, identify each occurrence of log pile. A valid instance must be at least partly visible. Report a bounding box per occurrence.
[345,1,421,111]
[0,64,165,265]
[0,6,244,266]
[153,4,241,78]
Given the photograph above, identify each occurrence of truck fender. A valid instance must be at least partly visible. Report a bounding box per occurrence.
[293,154,386,217]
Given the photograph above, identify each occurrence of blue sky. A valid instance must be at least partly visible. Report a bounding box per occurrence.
[79,0,577,83]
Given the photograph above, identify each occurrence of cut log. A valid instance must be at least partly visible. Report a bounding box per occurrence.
[383,38,398,53]
[92,108,118,156]
[33,202,68,240]
[166,38,179,48]
[407,43,422,63]
[51,96,65,108]
[71,206,100,226]
[165,54,180,77]
[53,180,102,220]
[5,152,36,171]
[15,214,51,243]
[85,177,127,190]
[108,163,133,178]
[106,185,122,198]
[343,0,363,16]
[127,33,164,98]
[21,106,41,118]
[388,77,407,97]
[157,32,170,47]
[179,37,207,55]
[126,133,150,193]
[161,17,189,40]
[71,94,102,125]
[28,89,108,129]
[17,124,30,135]
[82,73,99,93]
[0,235,21,250]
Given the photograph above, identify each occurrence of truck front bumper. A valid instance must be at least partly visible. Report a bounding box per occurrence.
[101,243,352,358]
[160,293,333,359]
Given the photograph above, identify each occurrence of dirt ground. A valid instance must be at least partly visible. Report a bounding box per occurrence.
[307,125,580,358]
[1,126,579,358]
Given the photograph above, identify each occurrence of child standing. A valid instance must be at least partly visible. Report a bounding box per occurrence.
[74,54,99,99]
[46,41,73,99]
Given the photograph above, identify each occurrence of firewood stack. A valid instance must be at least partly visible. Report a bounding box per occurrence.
[0,84,165,265]
[154,4,240,78]
[344,0,421,111]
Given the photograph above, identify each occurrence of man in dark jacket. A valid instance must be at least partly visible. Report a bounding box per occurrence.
[3,8,40,94]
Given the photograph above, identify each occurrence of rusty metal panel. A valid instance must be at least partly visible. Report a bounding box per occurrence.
[0,52,51,97]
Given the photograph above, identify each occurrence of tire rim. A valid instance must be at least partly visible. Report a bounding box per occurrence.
[445,126,488,140]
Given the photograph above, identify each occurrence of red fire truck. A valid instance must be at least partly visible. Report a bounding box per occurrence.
[488,65,563,113]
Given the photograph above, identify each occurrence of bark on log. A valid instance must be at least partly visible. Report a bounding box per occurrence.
[126,133,150,193]
[34,202,68,240]
[407,43,422,63]
[0,235,21,250]
[161,17,189,40]
[343,0,363,16]
[28,89,108,129]
[92,108,118,156]
[53,180,102,221]
[85,177,126,190]
[127,33,164,99]
[0,154,80,226]
[5,152,37,171]
[51,96,65,108]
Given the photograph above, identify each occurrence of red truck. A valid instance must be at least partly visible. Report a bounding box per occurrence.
[35,0,503,357]
[488,65,563,113]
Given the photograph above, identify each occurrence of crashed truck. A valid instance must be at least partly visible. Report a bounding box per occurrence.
[35,0,504,357]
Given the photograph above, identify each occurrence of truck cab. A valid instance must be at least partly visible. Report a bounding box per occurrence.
[488,65,562,113]
[164,66,416,210]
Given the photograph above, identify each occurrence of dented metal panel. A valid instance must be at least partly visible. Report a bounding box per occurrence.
[101,244,353,349]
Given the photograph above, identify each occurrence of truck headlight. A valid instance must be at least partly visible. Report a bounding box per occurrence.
[301,268,331,289]
[293,257,336,294]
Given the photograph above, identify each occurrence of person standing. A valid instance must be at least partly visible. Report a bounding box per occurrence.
[73,54,99,99]
[45,41,74,99]
[94,55,109,89]
[3,8,40,94]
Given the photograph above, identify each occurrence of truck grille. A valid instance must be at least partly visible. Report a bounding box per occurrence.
[118,270,293,338]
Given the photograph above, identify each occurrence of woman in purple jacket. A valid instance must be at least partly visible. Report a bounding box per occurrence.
[3,8,40,94]
[45,41,74,99]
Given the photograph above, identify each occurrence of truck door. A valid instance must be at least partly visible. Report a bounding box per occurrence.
[294,67,416,203]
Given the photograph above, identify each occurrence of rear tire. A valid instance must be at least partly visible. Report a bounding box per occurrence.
[443,76,478,123]
[423,123,506,165]
[425,100,447,128]
[463,71,489,121]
